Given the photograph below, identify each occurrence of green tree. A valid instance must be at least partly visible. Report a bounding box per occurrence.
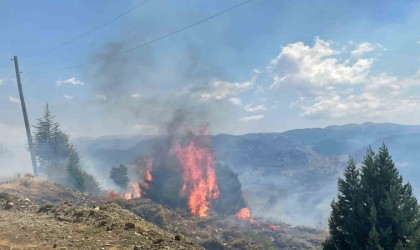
[323,157,363,249]
[33,104,58,174]
[110,164,129,189]
[33,104,100,193]
[324,145,420,250]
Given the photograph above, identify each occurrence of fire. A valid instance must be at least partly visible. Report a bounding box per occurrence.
[235,207,280,231]
[236,207,252,220]
[235,207,258,224]
[174,129,220,217]
[124,180,142,199]
[142,157,153,189]
[145,165,152,182]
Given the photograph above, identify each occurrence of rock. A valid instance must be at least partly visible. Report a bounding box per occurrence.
[153,238,164,244]
[125,222,135,230]
[201,239,227,250]
[133,246,141,250]
[5,201,14,210]
[96,220,107,227]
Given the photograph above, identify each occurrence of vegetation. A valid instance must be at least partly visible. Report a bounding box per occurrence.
[109,164,129,189]
[33,104,100,194]
[324,144,420,249]
[214,163,247,215]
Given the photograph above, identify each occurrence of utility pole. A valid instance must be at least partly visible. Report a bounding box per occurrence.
[13,56,38,176]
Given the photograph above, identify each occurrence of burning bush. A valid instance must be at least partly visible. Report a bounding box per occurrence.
[119,125,247,218]
[142,129,220,217]
[213,163,246,216]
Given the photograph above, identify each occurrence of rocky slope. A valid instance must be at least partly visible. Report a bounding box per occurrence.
[0,178,202,250]
[0,177,326,249]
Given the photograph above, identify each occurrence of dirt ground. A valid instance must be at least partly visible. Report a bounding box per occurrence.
[0,191,202,250]
[0,177,326,249]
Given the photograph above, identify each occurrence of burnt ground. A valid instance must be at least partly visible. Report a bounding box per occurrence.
[0,177,326,249]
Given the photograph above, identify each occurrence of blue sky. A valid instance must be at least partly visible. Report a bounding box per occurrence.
[0,0,420,172]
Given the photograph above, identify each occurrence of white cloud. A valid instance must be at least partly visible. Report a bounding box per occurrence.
[293,73,420,120]
[269,37,372,89]
[238,114,264,122]
[8,96,20,104]
[351,42,374,57]
[264,37,420,121]
[131,93,141,99]
[187,79,253,101]
[228,97,242,106]
[244,104,268,112]
[63,94,74,100]
[56,77,84,86]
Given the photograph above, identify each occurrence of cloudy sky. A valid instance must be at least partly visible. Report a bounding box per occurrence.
[0,0,420,172]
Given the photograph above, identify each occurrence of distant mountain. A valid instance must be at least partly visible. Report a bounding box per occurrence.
[74,122,420,227]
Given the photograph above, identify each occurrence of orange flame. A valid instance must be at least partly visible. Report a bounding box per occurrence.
[124,180,142,200]
[235,207,257,224]
[174,129,219,217]
[235,207,280,231]
[142,157,153,189]
[144,158,153,181]
[236,207,252,220]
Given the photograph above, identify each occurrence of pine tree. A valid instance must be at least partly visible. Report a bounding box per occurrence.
[323,157,362,249]
[361,144,420,249]
[324,145,420,249]
[33,104,59,176]
[367,225,383,250]
[33,104,100,193]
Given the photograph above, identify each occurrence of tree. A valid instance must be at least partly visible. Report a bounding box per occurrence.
[323,157,364,249]
[213,163,246,215]
[324,145,420,250]
[33,104,58,175]
[33,104,100,193]
[110,164,129,189]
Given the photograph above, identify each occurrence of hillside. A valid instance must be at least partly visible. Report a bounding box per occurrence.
[74,122,420,227]
[0,177,326,249]
[0,178,202,250]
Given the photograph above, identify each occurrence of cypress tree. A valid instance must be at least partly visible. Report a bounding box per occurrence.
[33,104,100,193]
[323,157,362,249]
[324,145,420,249]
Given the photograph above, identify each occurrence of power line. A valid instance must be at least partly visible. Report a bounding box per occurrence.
[23,0,150,58]
[27,0,252,74]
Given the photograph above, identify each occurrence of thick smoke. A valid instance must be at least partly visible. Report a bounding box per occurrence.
[83,39,332,224]
[87,40,236,135]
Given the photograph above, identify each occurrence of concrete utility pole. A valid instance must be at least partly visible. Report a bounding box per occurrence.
[13,56,38,176]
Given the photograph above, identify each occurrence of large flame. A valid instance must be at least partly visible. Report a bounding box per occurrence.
[173,129,220,217]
